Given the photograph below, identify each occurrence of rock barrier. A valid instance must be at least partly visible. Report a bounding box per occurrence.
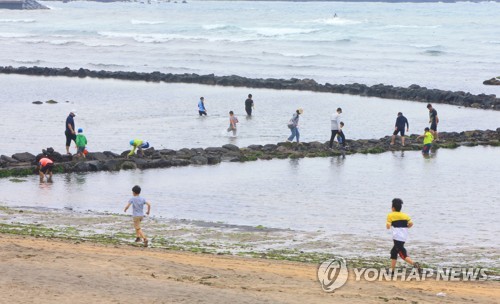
[1,65,499,110]
[1,129,499,178]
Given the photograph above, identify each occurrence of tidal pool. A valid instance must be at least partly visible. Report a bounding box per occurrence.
[1,74,500,156]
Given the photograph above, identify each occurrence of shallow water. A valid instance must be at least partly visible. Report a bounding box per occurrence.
[1,74,500,156]
[1,1,499,94]
[1,146,499,252]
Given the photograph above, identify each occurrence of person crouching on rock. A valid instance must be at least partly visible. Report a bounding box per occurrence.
[128,139,149,158]
[38,157,54,182]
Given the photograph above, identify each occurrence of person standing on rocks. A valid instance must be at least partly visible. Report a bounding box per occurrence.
[329,108,345,148]
[65,110,77,155]
[390,112,409,146]
[198,97,207,116]
[287,108,303,143]
[245,94,254,116]
[427,103,439,141]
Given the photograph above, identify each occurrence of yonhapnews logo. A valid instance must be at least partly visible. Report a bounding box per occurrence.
[317,258,349,292]
[317,258,488,292]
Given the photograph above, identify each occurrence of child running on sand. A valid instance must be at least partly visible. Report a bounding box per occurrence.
[124,185,151,247]
[227,111,239,136]
[386,198,421,275]
[416,127,434,155]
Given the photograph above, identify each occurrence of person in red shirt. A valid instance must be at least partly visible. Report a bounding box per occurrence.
[38,157,54,182]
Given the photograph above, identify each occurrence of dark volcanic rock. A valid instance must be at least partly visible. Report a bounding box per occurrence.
[1,129,499,178]
[222,144,239,152]
[12,152,36,163]
[191,155,208,165]
[483,78,500,86]
[1,155,18,163]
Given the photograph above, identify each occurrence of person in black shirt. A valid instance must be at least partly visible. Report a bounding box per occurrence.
[427,103,439,141]
[245,94,254,116]
[65,110,77,155]
[390,112,409,146]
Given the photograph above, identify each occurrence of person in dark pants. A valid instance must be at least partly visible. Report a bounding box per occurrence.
[329,107,345,148]
[427,103,439,141]
[390,112,409,146]
[245,94,254,116]
[65,110,77,155]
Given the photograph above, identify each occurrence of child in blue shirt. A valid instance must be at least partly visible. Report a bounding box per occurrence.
[124,185,151,247]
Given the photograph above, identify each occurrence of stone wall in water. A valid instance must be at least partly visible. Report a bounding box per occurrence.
[1,129,499,178]
[1,66,499,110]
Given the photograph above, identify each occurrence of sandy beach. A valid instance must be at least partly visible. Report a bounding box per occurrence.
[0,234,497,304]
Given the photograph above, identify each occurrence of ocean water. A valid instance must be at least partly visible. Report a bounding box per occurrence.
[1,74,500,156]
[1,146,499,266]
[0,1,499,95]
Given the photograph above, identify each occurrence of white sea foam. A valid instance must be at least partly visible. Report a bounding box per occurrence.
[410,44,443,49]
[384,24,441,29]
[0,32,36,38]
[246,27,320,37]
[310,17,362,26]
[0,19,36,23]
[130,19,165,25]
[88,63,128,69]
[98,31,180,43]
[202,24,240,31]
[12,59,43,65]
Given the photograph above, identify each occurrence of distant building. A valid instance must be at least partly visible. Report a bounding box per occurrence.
[0,0,48,9]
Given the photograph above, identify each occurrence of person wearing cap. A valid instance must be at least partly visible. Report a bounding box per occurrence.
[198,97,207,116]
[75,128,88,158]
[390,112,409,146]
[65,110,77,155]
[329,107,345,148]
[128,139,150,158]
[38,157,54,182]
[287,108,303,143]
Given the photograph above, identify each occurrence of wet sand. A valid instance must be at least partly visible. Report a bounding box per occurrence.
[0,234,497,304]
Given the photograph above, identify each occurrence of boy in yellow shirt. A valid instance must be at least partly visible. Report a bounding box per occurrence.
[417,127,434,155]
[386,198,421,274]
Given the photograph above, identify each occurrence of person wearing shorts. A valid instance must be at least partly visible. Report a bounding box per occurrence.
[124,185,151,247]
[390,112,409,146]
[65,110,77,155]
[38,157,54,182]
[386,198,421,275]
